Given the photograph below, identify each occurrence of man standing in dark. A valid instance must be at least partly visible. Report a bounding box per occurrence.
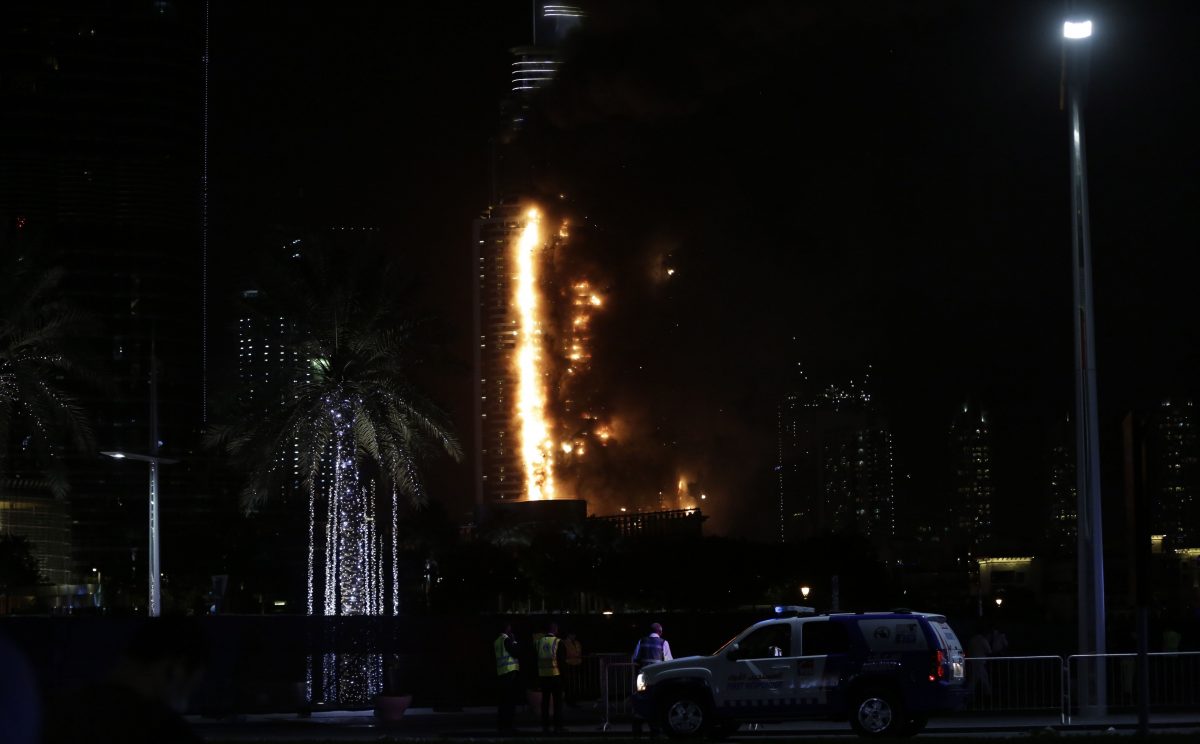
[536,621,567,733]
[494,622,522,735]
[632,622,673,737]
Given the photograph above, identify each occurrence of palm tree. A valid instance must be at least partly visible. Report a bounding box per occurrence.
[0,253,94,496]
[213,242,462,621]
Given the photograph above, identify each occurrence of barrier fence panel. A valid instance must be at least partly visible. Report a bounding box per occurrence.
[963,655,1064,722]
[1068,652,1200,720]
[601,661,637,731]
[563,653,617,704]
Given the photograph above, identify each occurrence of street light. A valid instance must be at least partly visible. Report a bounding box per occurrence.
[1063,15,1107,715]
[994,596,1004,608]
[103,450,178,617]
[1063,20,1093,39]
[800,585,811,601]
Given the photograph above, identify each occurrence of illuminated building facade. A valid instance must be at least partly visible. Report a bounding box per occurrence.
[0,480,72,586]
[949,401,994,555]
[777,367,895,542]
[1146,399,1198,549]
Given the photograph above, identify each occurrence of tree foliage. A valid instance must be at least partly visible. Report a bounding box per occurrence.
[0,251,94,495]
[0,534,45,590]
[211,242,462,513]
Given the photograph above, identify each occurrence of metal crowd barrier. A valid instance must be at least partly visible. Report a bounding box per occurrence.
[963,655,1065,722]
[1067,651,1200,722]
[600,660,638,731]
[579,652,1200,729]
[562,654,601,704]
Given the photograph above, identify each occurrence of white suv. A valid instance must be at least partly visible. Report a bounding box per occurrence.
[632,610,966,738]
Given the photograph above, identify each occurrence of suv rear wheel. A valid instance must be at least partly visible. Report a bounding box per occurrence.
[659,692,708,739]
[849,687,904,738]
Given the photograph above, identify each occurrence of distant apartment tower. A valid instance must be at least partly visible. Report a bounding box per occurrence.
[1146,399,1199,549]
[237,289,298,408]
[949,402,994,555]
[778,367,895,542]
[1046,414,1077,554]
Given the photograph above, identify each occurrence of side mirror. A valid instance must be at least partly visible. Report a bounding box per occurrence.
[726,643,741,662]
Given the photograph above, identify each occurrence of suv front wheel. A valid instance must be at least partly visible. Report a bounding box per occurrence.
[658,691,709,739]
[849,687,904,738]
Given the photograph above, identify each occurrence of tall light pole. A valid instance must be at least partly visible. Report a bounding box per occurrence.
[1064,16,1107,713]
[101,334,177,616]
[102,450,177,616]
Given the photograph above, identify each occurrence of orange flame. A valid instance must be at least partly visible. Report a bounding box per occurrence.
[514,207,556,500]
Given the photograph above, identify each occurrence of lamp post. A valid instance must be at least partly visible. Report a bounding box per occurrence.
[103,450,177,616]
[100,334,177,617]
[1064,15,1107,714]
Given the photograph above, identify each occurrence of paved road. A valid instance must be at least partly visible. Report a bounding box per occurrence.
[190,707,1200,741]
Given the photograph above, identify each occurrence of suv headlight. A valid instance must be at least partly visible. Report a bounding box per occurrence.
[636,673,646,692]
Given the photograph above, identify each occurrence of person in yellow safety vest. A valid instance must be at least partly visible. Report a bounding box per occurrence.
[494,622,522,735]
[536,622,567,733]
[562,631,583,706]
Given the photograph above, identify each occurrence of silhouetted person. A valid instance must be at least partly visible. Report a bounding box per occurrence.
[0,630,39,744]
[494,622,522,734]
[43,618,208,744]
[536,621,566,733]
[632,622,672,736]
[563,631,583,706]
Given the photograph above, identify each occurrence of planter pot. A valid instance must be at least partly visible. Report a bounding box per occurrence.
[374,694,413,722]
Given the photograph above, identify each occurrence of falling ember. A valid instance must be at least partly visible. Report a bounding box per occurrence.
[514,207,556,500]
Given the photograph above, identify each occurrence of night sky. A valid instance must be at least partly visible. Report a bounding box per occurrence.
[210,1,1200,540]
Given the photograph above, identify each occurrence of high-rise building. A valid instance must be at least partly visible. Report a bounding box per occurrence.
[948,401,994,555]
[473,203,525,505]
[0,1,205,596]
[777,366,895,542]
[1046,414,1076,554]
[475,5,584,507]
[1146,399,1199,550]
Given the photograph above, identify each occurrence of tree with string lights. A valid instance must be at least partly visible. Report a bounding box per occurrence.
[212,240,461,702]
[0,247,95,497]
